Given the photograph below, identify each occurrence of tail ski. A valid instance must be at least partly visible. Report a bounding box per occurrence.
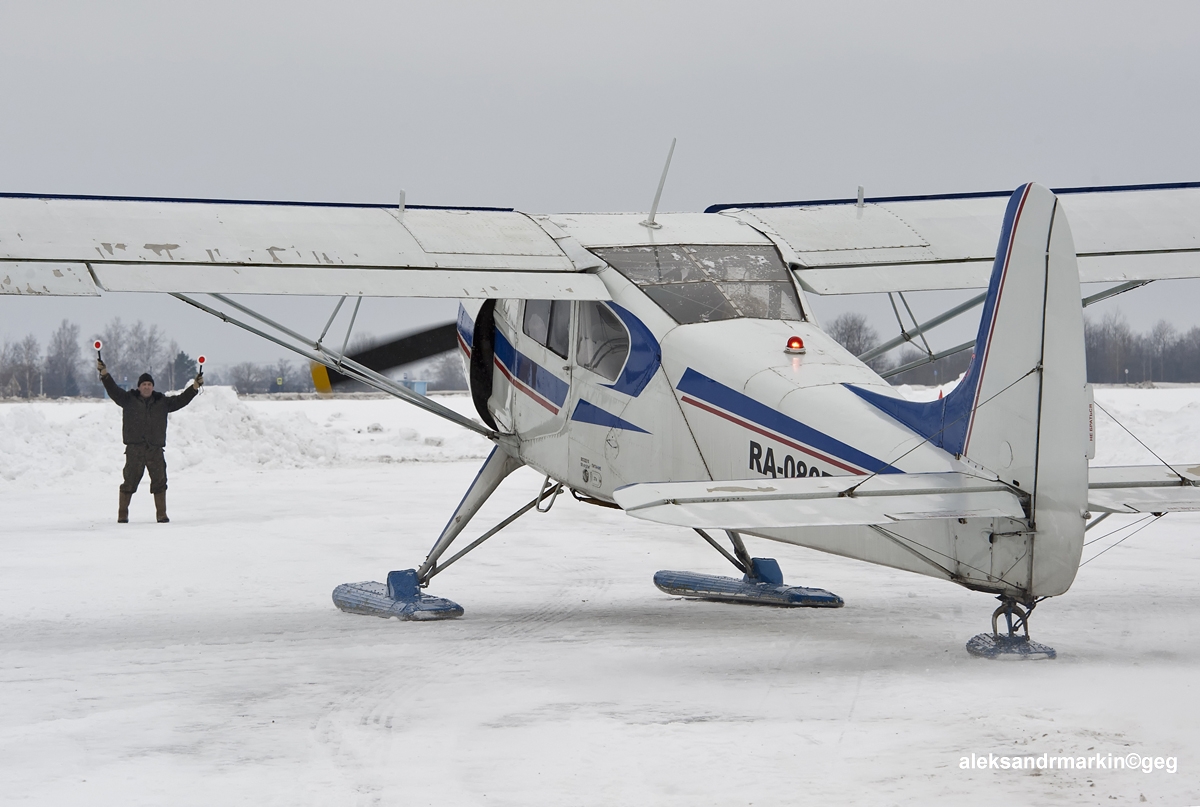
[850,183,1088,596]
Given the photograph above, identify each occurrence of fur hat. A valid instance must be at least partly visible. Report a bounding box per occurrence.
[137,373,154,386]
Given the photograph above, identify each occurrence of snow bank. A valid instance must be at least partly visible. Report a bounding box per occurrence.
[891,381,1200,465]
[1090,387,1200,465]
[0,386,492,488]
[893,372,965,402]
[4,385,1198,490]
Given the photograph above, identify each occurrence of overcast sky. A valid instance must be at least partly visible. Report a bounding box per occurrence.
[3,1,1199,367]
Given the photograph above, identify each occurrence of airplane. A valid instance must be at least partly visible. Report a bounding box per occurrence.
[5,176,1200,660]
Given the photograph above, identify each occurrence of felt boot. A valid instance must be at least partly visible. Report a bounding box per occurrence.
[154,492,169,523]
[118,491,132,523]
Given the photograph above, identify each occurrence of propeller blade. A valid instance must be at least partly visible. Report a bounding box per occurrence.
[312,322,459,393]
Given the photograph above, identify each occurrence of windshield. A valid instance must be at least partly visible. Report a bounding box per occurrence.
[594,245,804,324]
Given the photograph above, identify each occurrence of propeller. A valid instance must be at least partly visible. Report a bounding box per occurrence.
[312,322,459,393]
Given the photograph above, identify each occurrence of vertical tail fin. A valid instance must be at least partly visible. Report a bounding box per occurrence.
[850,183,1088,596]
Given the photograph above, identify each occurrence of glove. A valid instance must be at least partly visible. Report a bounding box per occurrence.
[97,359,108,377]
[194,372,205,388]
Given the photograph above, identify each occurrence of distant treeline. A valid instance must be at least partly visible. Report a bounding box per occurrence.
[827,311,1200,386]
[0,318,467,399]
[0,318,314,398]
[9,311,1186,400]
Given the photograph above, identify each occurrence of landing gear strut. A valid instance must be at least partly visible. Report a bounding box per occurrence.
[653,529,843,607]
[332,446,554,621]
[965,596,1057,659]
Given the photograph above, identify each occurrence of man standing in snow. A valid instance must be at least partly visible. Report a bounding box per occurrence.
[98,359,202,523]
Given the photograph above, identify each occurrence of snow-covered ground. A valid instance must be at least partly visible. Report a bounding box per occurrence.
[1,387,1197,805]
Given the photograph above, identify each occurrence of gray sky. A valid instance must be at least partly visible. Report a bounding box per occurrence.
[3,1,1199,364]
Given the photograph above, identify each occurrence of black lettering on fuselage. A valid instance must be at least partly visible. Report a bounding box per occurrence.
[748,440,836,478]
[749,440,763,473]
[763,447,777,478]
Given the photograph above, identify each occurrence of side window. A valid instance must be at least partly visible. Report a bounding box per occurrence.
[522,299,571,359]
[523,299,551,344]
[547,300,571,359]
[576,302,630,381]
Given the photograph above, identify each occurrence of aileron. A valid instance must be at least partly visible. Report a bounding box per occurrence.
[0,261,99,296]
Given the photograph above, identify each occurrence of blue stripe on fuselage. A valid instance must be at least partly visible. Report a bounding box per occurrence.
[844,183,1032,456]
[677,368,901,474]
[456,304,474,352]
[601,303,660,398]
[493,328,569,408]
[570,399,649,434]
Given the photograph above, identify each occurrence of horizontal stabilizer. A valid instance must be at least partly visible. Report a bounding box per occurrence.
[613,472,1024,530]
[1088,464,1200,514]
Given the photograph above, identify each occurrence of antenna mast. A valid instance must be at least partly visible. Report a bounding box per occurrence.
[640,137,676,229]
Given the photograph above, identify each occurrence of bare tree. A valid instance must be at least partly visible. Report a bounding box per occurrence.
[125,320,166,382]
[158,339,180,390]
[15,335,41,397]
[0,342,18,398]
[1085,311,1138,383]
[96,318,129,385]
[1149,320,1177,383]
[826,312,876,355]
[826,312,890,372]
[1170,326,1200,382]
[267,359,288,393]
[44,320,82,397]
[229,362,266,394]
[271,358,313,392]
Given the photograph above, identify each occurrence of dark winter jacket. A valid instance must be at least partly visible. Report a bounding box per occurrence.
[102,374,198,447]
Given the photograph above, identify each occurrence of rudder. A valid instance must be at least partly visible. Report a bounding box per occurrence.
[850,183,1089,597]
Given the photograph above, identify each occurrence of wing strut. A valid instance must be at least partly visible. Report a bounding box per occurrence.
[861,291,986,363]
[867,279,1153,379]
[171,292,496,438]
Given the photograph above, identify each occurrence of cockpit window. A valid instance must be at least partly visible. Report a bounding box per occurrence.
[594,245,805,325]
[576,301,630,381]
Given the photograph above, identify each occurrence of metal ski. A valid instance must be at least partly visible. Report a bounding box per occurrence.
[333,571,464,621]
[965,599,1056,660]
[655,556,843,608]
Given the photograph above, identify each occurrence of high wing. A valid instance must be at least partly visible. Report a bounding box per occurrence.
[613,472,1026,529]
[707,181,1200,294]
[6,182,1200,300]
[0,193,608,300]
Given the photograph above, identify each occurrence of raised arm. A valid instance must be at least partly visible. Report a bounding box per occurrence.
[165,378,200,412]
[98,363,128,407]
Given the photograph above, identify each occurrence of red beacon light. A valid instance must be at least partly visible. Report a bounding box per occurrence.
[785,335,806,354]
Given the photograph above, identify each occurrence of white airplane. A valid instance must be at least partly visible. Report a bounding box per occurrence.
[5,177,1200,659]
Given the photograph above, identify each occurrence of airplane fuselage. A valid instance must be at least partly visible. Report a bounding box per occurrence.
[459,249,963,500]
